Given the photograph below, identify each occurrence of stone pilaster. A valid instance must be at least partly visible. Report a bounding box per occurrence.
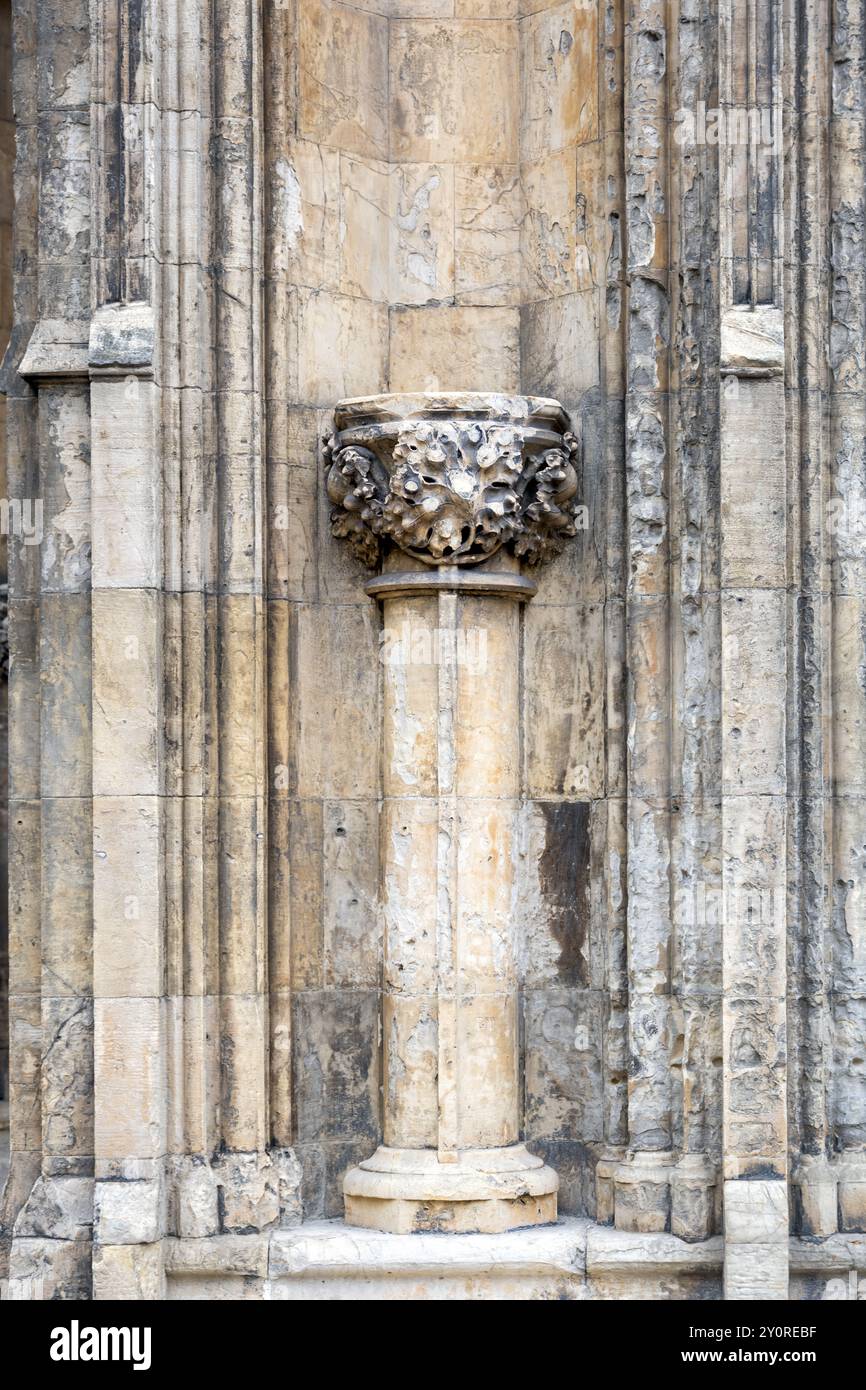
[719,309,789,1299]
[717,0,790,1303]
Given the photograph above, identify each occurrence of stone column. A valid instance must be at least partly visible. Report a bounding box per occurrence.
[325,392,581,1234]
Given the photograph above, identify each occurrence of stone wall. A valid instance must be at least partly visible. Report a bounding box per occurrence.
[0,0,864,1302]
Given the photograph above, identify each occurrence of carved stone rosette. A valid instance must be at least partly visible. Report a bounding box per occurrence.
[327,393,580,1235]
[325,392,581,569]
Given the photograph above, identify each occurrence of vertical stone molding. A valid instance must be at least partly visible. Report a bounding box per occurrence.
[328,392,582,1233]
[717,0,789,1304]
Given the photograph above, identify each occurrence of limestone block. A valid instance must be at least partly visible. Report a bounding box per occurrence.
[519,801,593,988]
[613,1154,673,1234]
[41,995,94,1166]
[457,994,520,1147]
[217,594,266,796]
[454,164,522,307]
[90,378,159,589]
[41,795,92,996]
[382,594,439,795]
[457,0,519,15]
[719,381,785,589]
[272,1148,304,1228]
[723,996,787,1177]
[338,153,389,302]
[593,1150,621,1225]
[671,1155,717,1242]
[94,997,165,1161]
[831,594,866,797]
[831,796,866,996]
[215,800,266,995]
[268,470,315,607]
[7,1236,92,1301]
[838,1157,866,1233]
[165,1233,270,1279]
[216,1151,303,1234]
[219,994,268,1151]
[167,1272,265,1299]
[322,799,380,988]
[8,995,41,1153]
[389,305,520,393]
[724,1241,788,1301]
[832,996,866,1150]
[524,601,605,797]
[793,1158,838,1238]
[720,592,787,795]
[37,385,91,595]
[8,600,40,802]
[95,1174,164,1245]
[721,796,786,998]
[521,150,579,301]
[91,587,162,796]
[173,1155,220,1239]
[520,291,600,408]
[456,801,517,993]
[298,0,388,160]
[34,102,89,261]
[214,1152,280,1234]
[39,593,92,796]
[391,21,518,164]
[93,796,162,998]
[519,0,598,161]
[720,306,784,378]
[455,595,519,792]
[626,1020,675,1163]
[182,992,221,1158]
[723,1178,788,1243]
[88,301,154,370]
[585,1224,723,1279]
[269,1218,588,1299]
[13,1176,93,1241]
[92,1243,165,1301]
[390,163,455,306]
[524,987,604,1143]
[292,989,379,1146]
[294,601,380,797]
[383,993,438,1148]
[288,799,325,989]
[273,139,342,294]
[297,289,388,406]
[381,799,438,995]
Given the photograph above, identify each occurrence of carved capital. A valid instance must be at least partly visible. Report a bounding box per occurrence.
[325,392,582,569]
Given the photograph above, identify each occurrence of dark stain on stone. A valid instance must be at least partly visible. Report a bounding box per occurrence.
[538,801,590,987]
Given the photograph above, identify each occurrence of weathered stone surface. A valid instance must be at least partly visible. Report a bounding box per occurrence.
[2,0,864,1306]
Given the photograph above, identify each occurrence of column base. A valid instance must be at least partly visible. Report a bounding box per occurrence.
[343,1144,558,1234]
[613,1151,674,1233]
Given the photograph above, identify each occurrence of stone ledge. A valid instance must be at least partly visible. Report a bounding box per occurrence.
[586,1225,724,1276]
[790,1235,866,1274]
[164,1234,270,1279]
[18,318,90,383]
[269,1217,590,1280]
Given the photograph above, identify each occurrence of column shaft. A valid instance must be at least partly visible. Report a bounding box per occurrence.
[344,573,557,1233]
